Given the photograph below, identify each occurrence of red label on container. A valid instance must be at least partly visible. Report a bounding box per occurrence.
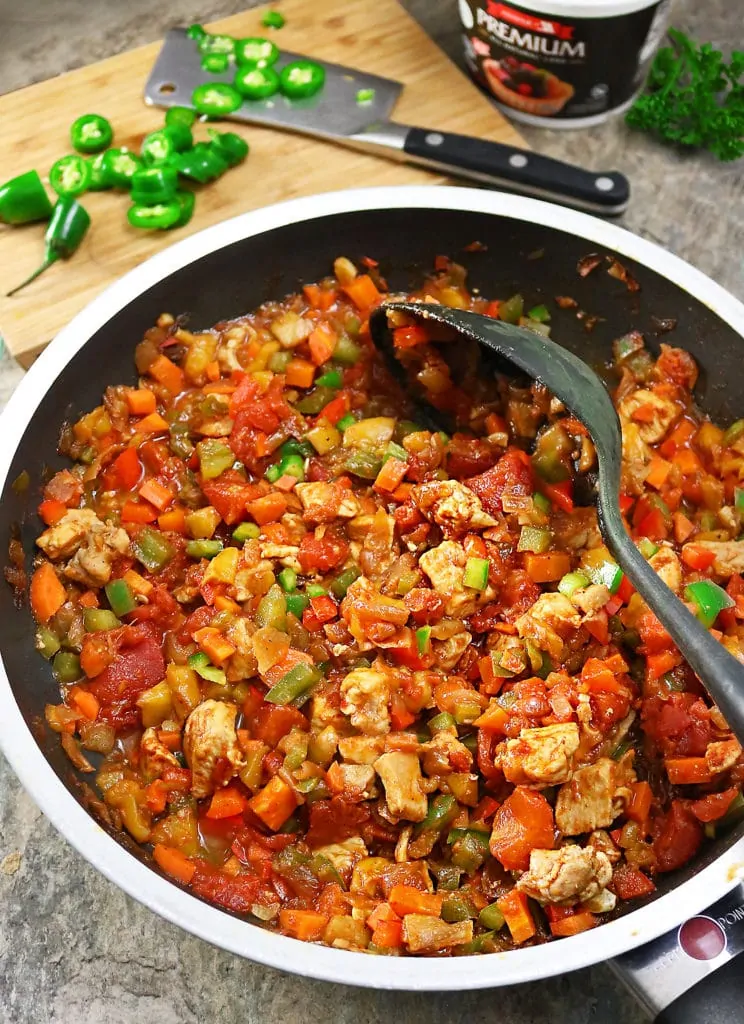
[486,3,575,40]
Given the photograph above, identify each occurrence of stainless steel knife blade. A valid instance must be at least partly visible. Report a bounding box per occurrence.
[145,29,402,141]
[143,29,631,215]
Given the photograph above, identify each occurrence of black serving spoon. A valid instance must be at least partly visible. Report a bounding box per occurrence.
[370,301,744,747]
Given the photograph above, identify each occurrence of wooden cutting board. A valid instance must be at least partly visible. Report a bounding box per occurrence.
[0,0,526,367]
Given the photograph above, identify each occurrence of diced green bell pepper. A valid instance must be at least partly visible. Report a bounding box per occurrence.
[478,903,506,931]
[499,293,524,324]
[197,439,235,480]
[188,651,227,684]
[233,522,260,542]
[330,565,361,598]
[256,584,287,630]
[285,592,310,618]
[416,625,431,654]
[414,793,458,835]
[36,626,61,660]
[186,539,224,559]
[83,608,121,632]
[104,578,137,616]
[517,525,552,553]
[441,895,473,923]
[557,571,589,598]
[265,662,322,705]
[132,527,175,573]
[278,567,297,592]
[332,334,361,365]
[684,579,735,628]
[463,556,489,591]
[53,651,82,683]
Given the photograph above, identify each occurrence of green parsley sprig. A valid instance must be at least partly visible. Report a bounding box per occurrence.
[626,29,744,161]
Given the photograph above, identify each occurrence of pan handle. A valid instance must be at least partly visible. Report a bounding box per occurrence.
[654,955,744,1023]
[398,125,630,216]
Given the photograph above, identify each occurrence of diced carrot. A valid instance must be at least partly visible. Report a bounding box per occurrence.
[158,507,187,534]
[308,323,337,366]
[672,448,702,475]
[664,756,714,785]
[645,456,672,490]
[390,691,416,731]
[193,626,237,665]
[285,358,316,388]
[249,775,301,831]
[38,499,68,526]
[78,590,99,609]
[473,703,510,731]
[79,636,114,679]
[149,354,185,395]
[113,447,141,490]
[153,843,196,885]
[497,889,536,944]
[303,284,337,311]
[550,911,597,937]
[581,658,626,694]
[372,919,404,948]
[660,418,696,457]
[202,381,237,395]
[138,478,173,512]
[68,686,100,721]
[672,512,695,544]
[392,325,430,349]
[342,274,381,311]
[273,474,298,492]
[374,458,408,494]
[391,482,413,502]
[136,412,170,434]
[647,649,682,679]
[206,785,248,820]
[157,729,182,751]
[145,779,168,813]
[366,902,400,932]
[681,544,717,571]
[478,654,506,696]
[630,403,658,423]
[247,492,288,525]
[214,595,241,613]
[125,389,157,416]
[388,885,444,918]
[484,300,500,317]
[30,562,66,622]
[279,909,329,941]
[123,569,153,596]
[626,781,653,825]
[490,788,554,872]
[524,551,571,583]
[121,500,158,524]
[205,360,221,382]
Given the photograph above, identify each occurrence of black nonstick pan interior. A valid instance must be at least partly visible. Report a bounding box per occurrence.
[2,205,743,914]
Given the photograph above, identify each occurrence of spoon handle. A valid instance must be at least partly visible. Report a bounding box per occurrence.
[599,487,744,747]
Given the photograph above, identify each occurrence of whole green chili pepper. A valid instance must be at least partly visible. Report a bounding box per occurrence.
[0,170,53,224]
[7,196,90,297]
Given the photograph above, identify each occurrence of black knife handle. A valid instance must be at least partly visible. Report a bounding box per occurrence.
[402,126,629,215]
[654,955,744,1024]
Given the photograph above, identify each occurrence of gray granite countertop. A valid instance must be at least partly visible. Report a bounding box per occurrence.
[0,1,742,1021]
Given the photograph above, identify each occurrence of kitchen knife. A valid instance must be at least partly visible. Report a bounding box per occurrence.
[144,29,630,216]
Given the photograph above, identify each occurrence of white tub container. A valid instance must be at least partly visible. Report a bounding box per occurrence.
[458,0,672,128]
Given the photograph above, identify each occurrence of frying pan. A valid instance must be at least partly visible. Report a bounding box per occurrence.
[1,187,744,1021]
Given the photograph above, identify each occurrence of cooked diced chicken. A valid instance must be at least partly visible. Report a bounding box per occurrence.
[338,735,386,764]
[587,829,622,864]
[37,508,100,559]
[332,763,377,800]
[419,540,493,618]
[706,738,742,774]
[649,546,682,594]
[295,481,360,524]
[433,628,471,670]
[421,730,473,775]
[402,915,473,953]
[374,751,428,821]
[555,757,634,835]
[571,584,611,615]
[217,326,255,372]
[620,422,653,496]
[515,592,582,662]
[516,845,613,906]
[232,559,276,601]
[37,508,130,586]
[582,887,617,913]
[270,310,314,348]
[258,541,302,571]
[196,418,234,437]
[411,480,497,535]
[140,727,180,779]
[361,508,397,578]
[694,540,744,577]
[310,688,345,731]
[340,666,391,735]
[183,699,245,799]
[314,837,368,878]
[619,389,681,444]
[550,507,603,551]
[496,723,580,788]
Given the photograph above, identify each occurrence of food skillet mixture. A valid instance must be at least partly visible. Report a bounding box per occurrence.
[21,255,744,956]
